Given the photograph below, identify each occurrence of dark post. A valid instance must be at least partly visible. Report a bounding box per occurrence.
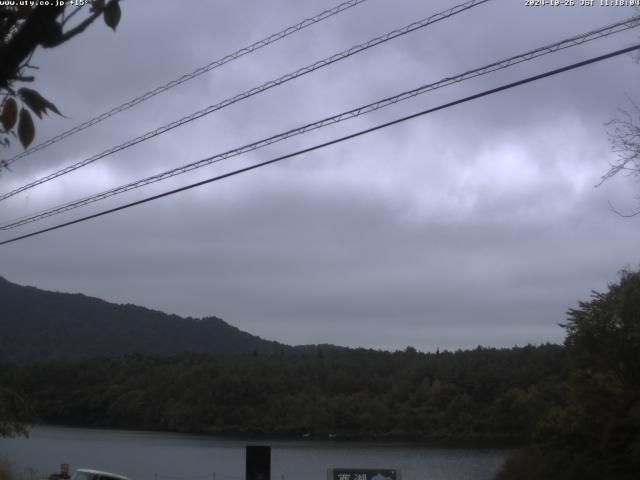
[246,445,271,480]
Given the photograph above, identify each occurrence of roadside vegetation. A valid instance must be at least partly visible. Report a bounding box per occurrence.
[498,269,640,479]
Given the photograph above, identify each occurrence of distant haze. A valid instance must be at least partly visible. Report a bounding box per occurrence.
[1,0,639,351]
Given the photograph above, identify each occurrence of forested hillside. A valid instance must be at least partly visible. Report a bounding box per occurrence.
[0,345,566,441]
[0,276,341,361]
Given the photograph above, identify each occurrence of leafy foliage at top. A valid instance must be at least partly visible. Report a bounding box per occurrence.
[0,1,121,153]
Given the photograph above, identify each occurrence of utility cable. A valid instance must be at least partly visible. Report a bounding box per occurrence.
[0,0,492,202]
[1,43,637,247]
[1,15,638,231]
[0,0,371,167]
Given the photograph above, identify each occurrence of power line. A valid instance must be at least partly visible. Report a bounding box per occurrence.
[0,0,492,203]
[1,43,637,247]
[3,14,637,229]
[2,14,638,231]
[0,0,371,167]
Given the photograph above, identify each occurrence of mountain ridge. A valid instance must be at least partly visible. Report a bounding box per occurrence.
[0,276,344,363]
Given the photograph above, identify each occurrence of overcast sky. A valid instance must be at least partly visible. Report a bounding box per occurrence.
[1,0,639,351]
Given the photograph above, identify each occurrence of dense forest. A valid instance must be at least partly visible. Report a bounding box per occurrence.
[0,344,566,442]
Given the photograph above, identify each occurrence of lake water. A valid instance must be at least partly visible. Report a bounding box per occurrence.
[0,426,511,480]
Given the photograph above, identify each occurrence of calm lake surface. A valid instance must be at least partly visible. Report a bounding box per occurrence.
[0,426,511,480]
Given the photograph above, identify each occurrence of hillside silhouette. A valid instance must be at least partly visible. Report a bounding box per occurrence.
[0,275,341,362]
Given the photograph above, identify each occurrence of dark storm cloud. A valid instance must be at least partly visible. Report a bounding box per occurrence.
[1,0,639,350]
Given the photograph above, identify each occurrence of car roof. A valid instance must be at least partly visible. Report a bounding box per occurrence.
[76,470,130,480]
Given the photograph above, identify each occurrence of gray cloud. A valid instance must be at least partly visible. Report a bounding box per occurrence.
[1,0,639,351]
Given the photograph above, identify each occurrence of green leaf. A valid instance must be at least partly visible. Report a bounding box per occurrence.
[18,108,34,149]
[1,98,17,130]
[90,0,105,13]
[18,88,61,119]
[103,0,121,31]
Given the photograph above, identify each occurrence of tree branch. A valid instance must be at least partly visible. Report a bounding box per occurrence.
[55,7,104,45]
[0,6,64,88]
[60,5,83,27]
[607,200,640,218]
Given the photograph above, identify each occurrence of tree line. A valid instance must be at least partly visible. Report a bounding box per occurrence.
[0,344,566,442]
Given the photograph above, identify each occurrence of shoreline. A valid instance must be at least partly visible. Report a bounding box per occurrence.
[24,423,523,449]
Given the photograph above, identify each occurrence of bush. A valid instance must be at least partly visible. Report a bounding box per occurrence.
[0,458,16,480]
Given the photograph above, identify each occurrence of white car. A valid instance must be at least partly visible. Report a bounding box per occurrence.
[70,470,130,480]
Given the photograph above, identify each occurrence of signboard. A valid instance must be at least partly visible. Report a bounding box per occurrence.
[329,469,398,480]
[246,445,270,480]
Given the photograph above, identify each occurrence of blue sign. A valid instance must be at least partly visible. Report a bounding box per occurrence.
[330,469,397,480]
